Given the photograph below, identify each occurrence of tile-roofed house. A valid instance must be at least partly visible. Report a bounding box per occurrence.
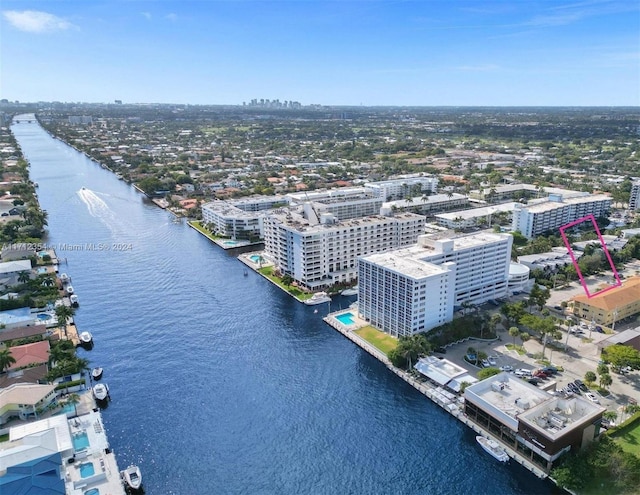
[7,340,51,370]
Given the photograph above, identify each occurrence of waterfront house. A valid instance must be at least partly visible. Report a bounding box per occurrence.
[6,340,51,371]
[0,383,57,425]
[0,259,33,287]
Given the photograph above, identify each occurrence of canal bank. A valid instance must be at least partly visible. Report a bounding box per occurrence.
[13,115,559,494]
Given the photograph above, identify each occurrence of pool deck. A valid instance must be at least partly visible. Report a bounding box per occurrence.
[323,312,550,481]
[64,410,125,495]
[187,222,263,250]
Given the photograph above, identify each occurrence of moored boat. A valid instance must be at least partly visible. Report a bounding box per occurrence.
[303,291,331,306]
[79,331,93,345]
[66,285,74,295]
[70,294,79,306]
[91,367,103,380]
[93,383,109,401]
[341,285,359,296]
[121,464,142,491]
[476,436,509,462]
[60,273,70,283]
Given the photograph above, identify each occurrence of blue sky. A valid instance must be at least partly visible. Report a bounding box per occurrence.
[1,1,639,106]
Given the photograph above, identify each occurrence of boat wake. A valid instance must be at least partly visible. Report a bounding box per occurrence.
[77,187,127,238]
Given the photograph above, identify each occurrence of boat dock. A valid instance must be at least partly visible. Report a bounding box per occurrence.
[323,316,550,480]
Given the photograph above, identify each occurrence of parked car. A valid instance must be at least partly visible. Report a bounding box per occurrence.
[527,377,541,386]
[499,365,514,372]
[567,382,580,394]
[595,326,604,333]
[533,370,549,379]
[541,366,558,375]
[434,346,447,354]
[481,359,491,368]
[515,369,532,377]
[488,356,498,366]
[574,379,588,392]
[585,392,600,403]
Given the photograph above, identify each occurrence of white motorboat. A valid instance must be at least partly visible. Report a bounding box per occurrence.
[303,292,331,306]
[341,285,359,296]
[476,436,509,462]
[91,367,103,380]
[79,331,93,344]
[70,294,79,306]
[60,273,70,283]
[93,383,109,401]
[66,285,74,295]
[121,464,142,490]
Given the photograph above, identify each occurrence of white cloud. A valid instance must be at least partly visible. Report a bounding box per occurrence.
[142,12,152,20]
[3,10,74,33]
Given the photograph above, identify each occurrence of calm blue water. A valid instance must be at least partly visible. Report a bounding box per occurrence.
[12,117,560,495]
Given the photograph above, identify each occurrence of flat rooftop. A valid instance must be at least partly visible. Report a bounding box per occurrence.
[519,396,605,440]
[436,202,517,221]
[360,251,450,280]
[519,193,611,214]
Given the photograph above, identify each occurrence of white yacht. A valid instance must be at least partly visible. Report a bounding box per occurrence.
[341,285,359,296]
[70,294,79,306]
[91,367,103,380]
[79,331,93,345]
[476,436,509,462]
[303,292,331,306]
[121,464,142,490]
[66,285,74,295]
[93,383,109,401]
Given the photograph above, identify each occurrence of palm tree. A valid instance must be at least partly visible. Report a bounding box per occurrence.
[66,393,81,417]
[17,270,31,284]
[599,373,612,390]
[0,347,16,373]
[509,327,520,346]
[520,332,531,350]
[55,305,75,339]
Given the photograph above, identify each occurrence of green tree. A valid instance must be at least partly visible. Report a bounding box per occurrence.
[603,410,618,424]
[388,334,431,369]
[0,347,16,372]
[17,270,31,284]
[601,344,640,370]
[281,274,294,286]
[54,304,75,339]
[520,332,531,349]
[66,393,81,417]
[509,326,520,346]
[584,371,596,384]
[477,367,502,380]
[599,373,612,389]
[597,363,610,377]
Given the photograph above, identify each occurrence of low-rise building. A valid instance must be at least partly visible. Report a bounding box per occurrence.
[571,276,640,326]
[464,373,605,471]
[0,383,57,425]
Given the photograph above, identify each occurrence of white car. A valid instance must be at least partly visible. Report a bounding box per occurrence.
[515,369,532,377]
[481,359,491,368]
[585,392,600,403]
[499,365,513,372]
[488,356,498,366]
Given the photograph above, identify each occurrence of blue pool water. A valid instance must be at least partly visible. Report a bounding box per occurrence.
[37,267,48,274]
[336,312,355,325]
[37,313,52,321]
[84,489,99,495]
[80,462,95,478]
[223,240,238,246]
[73,432,90,451]
[249,255,261,263]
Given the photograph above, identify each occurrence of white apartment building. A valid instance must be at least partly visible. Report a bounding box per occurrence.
[630,181,640,210]
[288,188,384,221]
[262,211,426,289]
[384,193,469,217]
[201,201,264,239]
[358,232,513,336]
[365,176,439,200]
[512,193,612,239]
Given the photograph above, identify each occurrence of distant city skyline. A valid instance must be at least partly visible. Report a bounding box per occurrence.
[1,1,639,106]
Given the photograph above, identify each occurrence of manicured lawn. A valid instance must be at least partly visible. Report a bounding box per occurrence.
[355,326,398,355]
[609,416,640,456]
[258,266,312,301]
[188,221,221,240]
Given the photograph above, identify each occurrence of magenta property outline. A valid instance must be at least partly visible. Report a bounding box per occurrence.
[558,214,621,299]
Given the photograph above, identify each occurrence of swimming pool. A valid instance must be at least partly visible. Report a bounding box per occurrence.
[223,240,239,246]
[79,462,95,478]
[37,267,48,274]
[249,255,262,263]
[84,489,99,495]
[73,431,90,451]
[37,313,52,321]
[336,312,355,325]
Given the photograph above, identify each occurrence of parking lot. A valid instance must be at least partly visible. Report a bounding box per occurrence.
[441,325,639,424]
